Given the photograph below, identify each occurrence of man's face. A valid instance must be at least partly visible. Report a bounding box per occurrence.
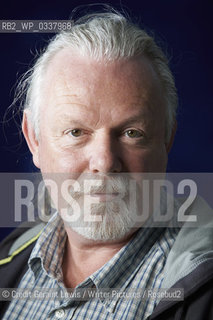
[31,49,168,174]
[24,49,170,240]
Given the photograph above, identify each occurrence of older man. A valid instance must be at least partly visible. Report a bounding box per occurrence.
[0,9,213,320]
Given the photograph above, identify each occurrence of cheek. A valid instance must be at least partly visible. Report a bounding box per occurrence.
[38,141,88,174]
[124,147,168,172]
[145,148,168,172]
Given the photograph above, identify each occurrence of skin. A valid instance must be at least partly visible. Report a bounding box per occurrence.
[23,49,175,287]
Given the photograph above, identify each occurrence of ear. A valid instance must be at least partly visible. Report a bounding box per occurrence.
[166,121,177,153]
[22,110,40,169]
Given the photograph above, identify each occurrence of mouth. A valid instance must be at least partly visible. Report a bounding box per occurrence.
[85,193,120,202]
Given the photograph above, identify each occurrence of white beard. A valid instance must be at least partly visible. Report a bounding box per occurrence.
[61,175,138,241]
[65,200,136,241]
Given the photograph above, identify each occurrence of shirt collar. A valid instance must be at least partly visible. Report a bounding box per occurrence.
[90,227,165,289]
[28,211,167,313]
[28,187,171,284]
[89,190,172,291]
[29,212,67,282]
[86,226,165,313]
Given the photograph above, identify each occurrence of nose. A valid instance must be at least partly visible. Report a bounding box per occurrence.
[88,133,122,173]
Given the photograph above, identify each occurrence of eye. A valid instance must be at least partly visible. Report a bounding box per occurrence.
[68,129,83,137]
[124,129,143,138]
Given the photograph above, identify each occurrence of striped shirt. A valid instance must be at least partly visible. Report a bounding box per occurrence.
[3,213,179,320]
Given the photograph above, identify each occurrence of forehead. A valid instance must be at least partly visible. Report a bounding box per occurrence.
[41,48,165,120]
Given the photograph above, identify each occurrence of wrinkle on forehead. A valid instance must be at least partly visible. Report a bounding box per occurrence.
[41,48,166,131]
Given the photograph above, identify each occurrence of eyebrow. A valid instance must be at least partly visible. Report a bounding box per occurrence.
[119,114,148,125]
[55,111,150,130]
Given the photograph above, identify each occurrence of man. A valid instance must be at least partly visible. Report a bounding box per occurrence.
[0,9,213,319]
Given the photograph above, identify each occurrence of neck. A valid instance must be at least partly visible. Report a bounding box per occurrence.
[62,226,136,288]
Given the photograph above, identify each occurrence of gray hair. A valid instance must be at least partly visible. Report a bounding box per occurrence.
[18,10,177,143]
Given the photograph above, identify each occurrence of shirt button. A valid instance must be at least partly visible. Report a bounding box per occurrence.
[55,309,65,319]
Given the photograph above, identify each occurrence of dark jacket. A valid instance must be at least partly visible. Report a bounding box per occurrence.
[0,197,213,319]
[0,221,45,317]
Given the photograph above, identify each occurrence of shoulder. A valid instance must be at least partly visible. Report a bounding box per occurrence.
[0,221,45,287]
[0,221,45,264]
[0,221,46,317]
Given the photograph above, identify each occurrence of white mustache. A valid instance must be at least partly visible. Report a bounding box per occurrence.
[69,176,129,197]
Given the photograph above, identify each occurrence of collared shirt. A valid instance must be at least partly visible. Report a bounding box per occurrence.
[3,213,179,320]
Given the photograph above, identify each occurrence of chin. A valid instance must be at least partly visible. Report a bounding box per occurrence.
[62,201,137,242]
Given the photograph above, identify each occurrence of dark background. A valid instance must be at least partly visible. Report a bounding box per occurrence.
[0,0,212,173]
